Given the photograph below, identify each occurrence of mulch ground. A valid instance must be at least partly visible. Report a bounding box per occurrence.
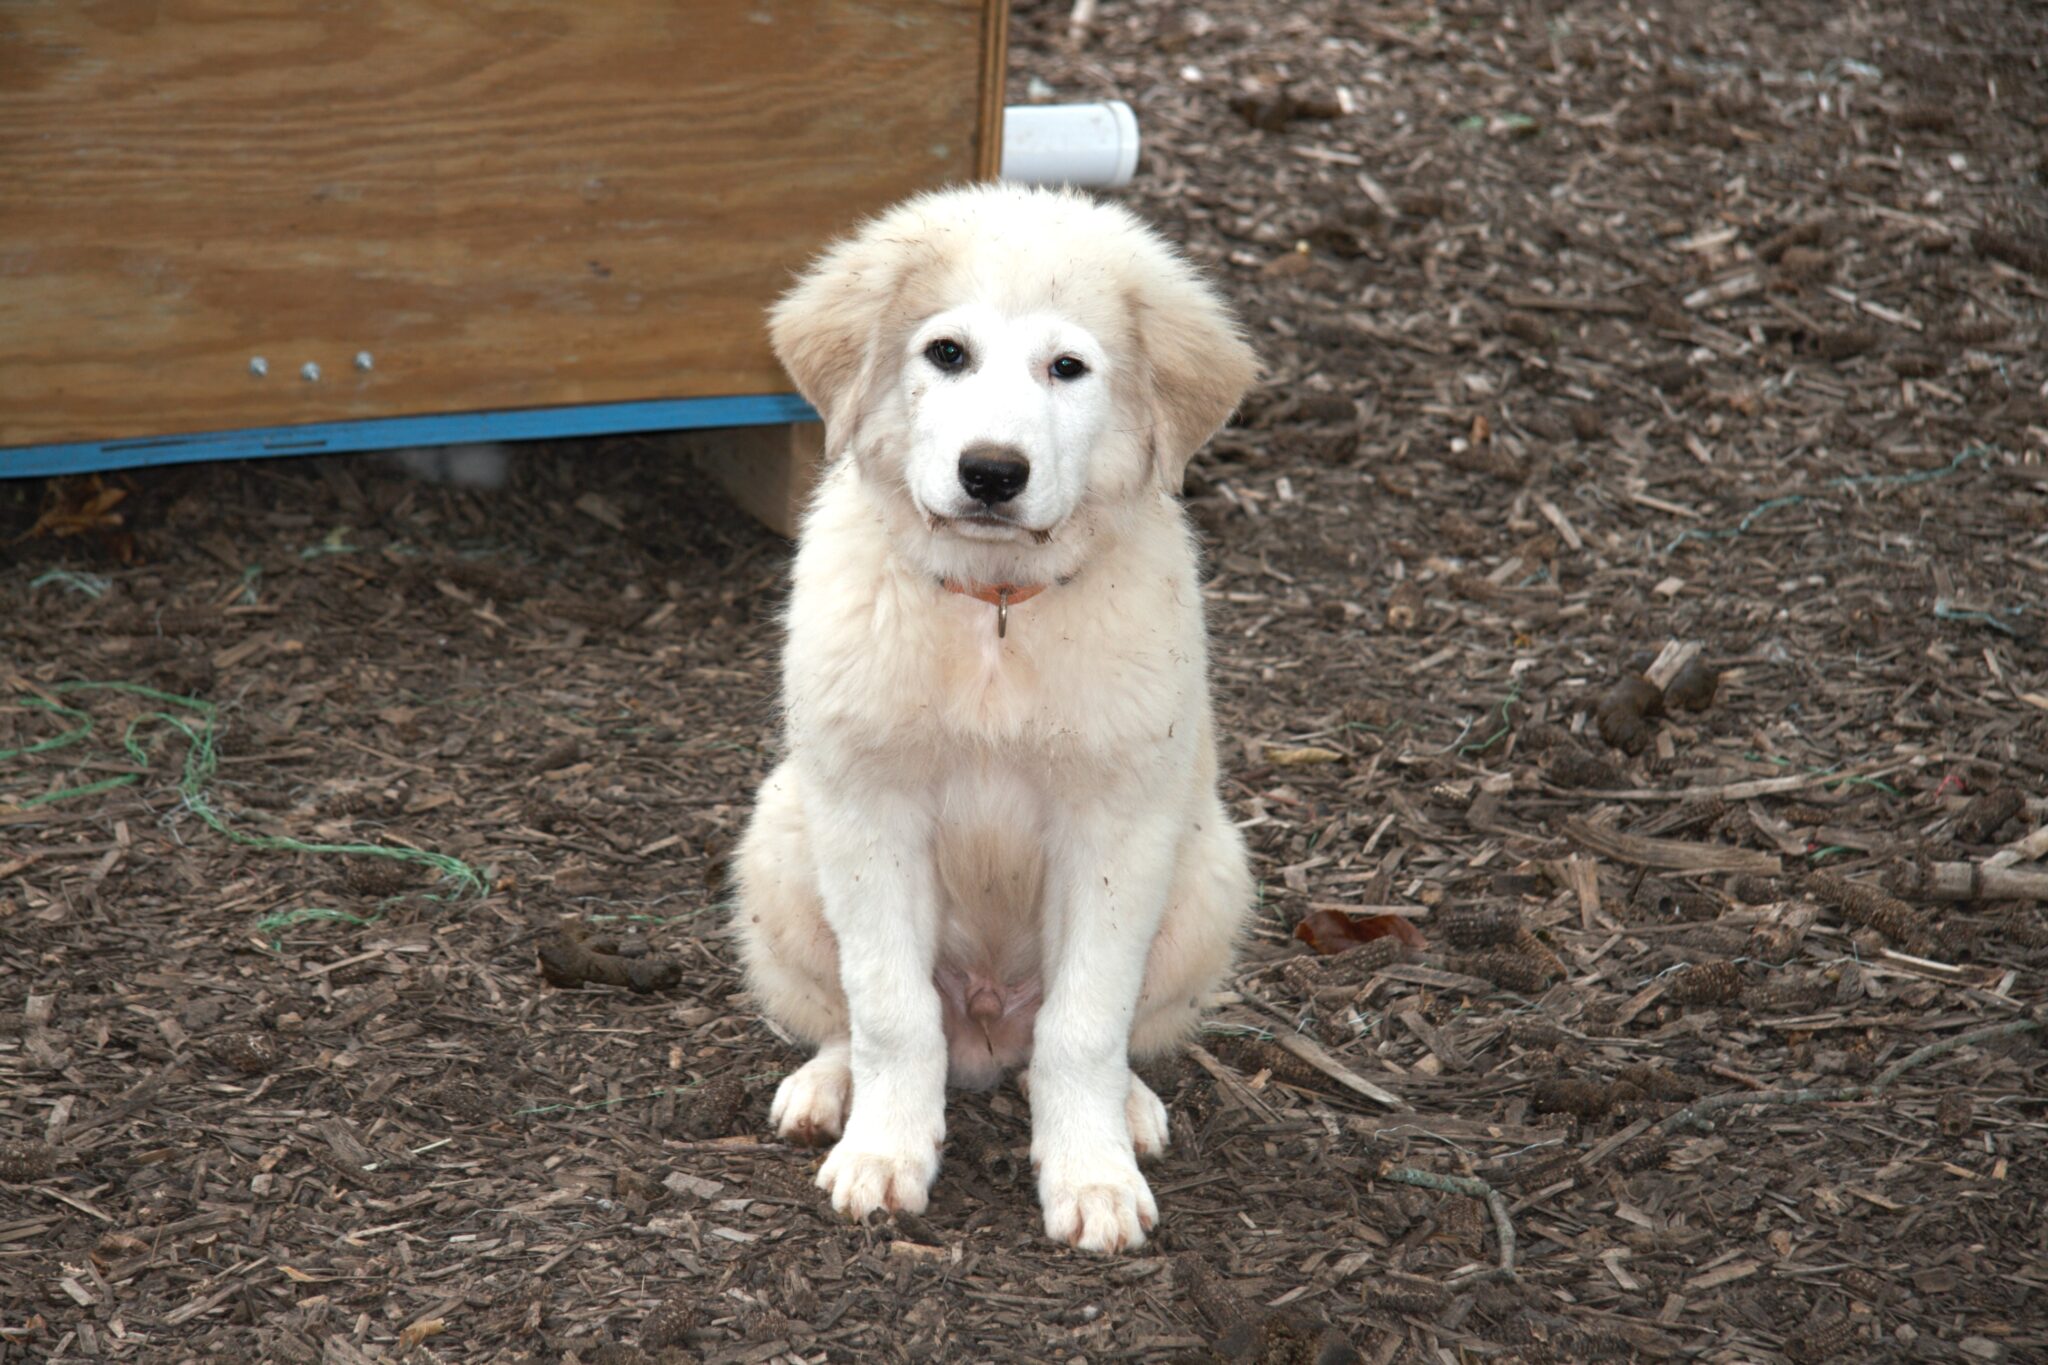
[5,0,2048,1361]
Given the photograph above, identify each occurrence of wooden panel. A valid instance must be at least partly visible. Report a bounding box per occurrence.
[686,421,826,538]
[0,0,1008,448]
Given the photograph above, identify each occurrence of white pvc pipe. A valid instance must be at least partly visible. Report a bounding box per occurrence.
[1000,101,1140,189]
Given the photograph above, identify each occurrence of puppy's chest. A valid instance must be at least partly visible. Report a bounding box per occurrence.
[789,570,1200,765]
[919,618,1180,752]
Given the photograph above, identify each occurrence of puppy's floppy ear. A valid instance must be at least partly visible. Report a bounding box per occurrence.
[1129,258,1260,493]
[768,218,919,439]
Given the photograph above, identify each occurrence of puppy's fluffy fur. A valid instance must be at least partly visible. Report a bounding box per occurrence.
[733,185,1257,1253]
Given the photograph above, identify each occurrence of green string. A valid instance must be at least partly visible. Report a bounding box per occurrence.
[253,906,376,938]
[515,1086,686,1118]
[1456,680,1524,758]
[1664,444,1995,555]
[4,681,483,895]
[0,697,95,765]
[29,569,112,598]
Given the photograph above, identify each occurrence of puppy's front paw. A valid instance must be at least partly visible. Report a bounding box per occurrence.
[770,1052,851,1147]
[1038,1145,1158,1254]
[816,1115,943,1219]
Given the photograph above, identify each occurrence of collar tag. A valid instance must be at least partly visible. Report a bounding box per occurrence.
[940,578,1046,639]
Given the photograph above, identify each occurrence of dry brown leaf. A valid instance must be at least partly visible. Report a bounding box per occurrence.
[1294,909,1429,954]
[1266,745,1344,766]
[398,1318,446,1350]
[24,476,128,540]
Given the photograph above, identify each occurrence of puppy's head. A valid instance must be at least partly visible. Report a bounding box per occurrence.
[770,185,1257,583]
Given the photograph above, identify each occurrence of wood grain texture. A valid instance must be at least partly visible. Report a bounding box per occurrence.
[975,0,1009,178]
[0,0,1009,448]
[685,421,825,537]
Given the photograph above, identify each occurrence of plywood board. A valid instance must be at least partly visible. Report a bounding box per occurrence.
[0,0,1007,449]
[685,421,827,537]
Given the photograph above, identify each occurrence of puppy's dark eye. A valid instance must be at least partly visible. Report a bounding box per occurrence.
[926,339,968,371]
[1050,355,1088,381]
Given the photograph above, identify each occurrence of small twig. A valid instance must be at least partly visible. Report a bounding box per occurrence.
[1871,1019,2041,1091]
[1658,1019,2041,1134]
[1986,822,2048,869]
[1269,1030,1408,1110]
[1564,815,1783,875]
[1889,860,2048,903]
[1185,1043,1284,1122]
[1643,640,1703,692]
[1543,760,1910,804]
[1655,1084,1865,1134]
[1379,1167,1517,1281]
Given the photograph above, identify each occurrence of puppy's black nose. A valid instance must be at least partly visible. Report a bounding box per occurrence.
[958,445,1030,506]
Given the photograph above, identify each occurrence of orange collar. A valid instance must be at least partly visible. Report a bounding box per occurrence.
[940,579,1048,639]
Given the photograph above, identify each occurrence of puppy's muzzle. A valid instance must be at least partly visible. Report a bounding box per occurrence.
[958,443,1031,507]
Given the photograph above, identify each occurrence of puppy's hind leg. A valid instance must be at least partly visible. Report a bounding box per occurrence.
[1121,801,1255,1159]
[733,763,851,1144]
[1126,1073,1170,1159]
[771,1038,852,1147]
[1130,798,1253,1059]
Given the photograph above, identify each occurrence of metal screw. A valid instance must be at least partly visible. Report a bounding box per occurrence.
[249,356,269,377]
[300,362,321,382]
[354,351,374,372]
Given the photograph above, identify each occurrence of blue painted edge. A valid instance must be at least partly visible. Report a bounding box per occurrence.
[0,393,820,479]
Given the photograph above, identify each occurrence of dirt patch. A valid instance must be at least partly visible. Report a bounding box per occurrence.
[4,0,2047,1360]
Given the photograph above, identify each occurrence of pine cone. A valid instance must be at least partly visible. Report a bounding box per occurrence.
[1212,1036,1325,1091]
[1613,1064,1700,1102]
[1548,749,1624,790]
[1666,960,1743,1005]
[1742,976,1831,1013]
[1361,1278,1450,1318]
[1530,1078,1611,1119]
[1727,873,1784,904]
[1805,871,1930,950]
[1438,904,1522,950]
[0,1139,59,1180]
[669,1073,747,1140]
[1953,785,2022,843]
[640,1290,700,1350]
[216,1031,281,1075]
[1611,1134,1668,1172]
[343,857,412,897]
[1784,1312,1856,1364]
[1452,947,1561,993]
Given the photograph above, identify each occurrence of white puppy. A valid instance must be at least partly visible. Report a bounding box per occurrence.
[732,184,1257,1253]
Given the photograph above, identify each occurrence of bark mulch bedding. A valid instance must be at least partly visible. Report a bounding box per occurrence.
[5,0,2048,1360]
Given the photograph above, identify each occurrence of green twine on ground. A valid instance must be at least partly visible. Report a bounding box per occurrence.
[1453,678,1524,758]
[3,681,484,895]
[30,569,112,598]
[1828,773,1903,797]
[1932,599,2024,636]
[1740,753,1903,799]
[1664,444,1996,555]
[515,1086,685,1118]
[254,906,375,937]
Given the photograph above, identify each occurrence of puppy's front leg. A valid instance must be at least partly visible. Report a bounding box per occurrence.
[808,787,948,1218]
[1030,810,1181,1253]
